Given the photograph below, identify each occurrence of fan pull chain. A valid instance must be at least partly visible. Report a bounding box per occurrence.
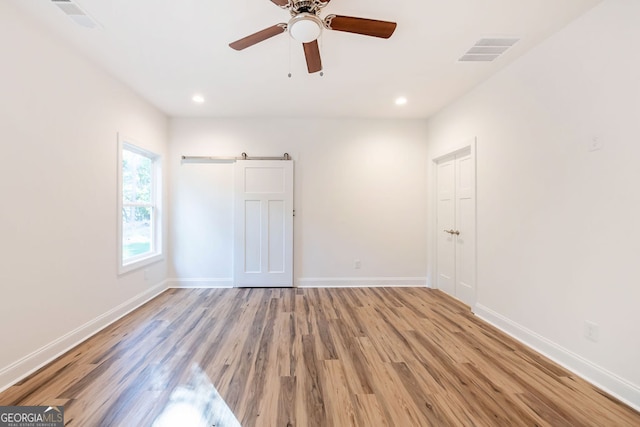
[319,35,324,77]
[288,33,292,78]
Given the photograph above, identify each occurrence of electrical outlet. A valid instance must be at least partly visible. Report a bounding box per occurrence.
[588,137,603,152]
[584,321,599,342]
[354,259,361,269]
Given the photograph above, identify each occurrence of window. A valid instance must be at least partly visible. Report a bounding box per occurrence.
[118,137,162,273]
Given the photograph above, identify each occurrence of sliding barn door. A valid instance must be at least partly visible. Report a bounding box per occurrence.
[234,160,294,287]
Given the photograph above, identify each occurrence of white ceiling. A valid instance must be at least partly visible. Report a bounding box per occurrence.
[10,0,600,118]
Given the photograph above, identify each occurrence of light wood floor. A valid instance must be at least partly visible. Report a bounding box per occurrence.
[1,287,638,426]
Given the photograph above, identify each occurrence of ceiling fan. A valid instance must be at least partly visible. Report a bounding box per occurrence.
[229,0,397,74]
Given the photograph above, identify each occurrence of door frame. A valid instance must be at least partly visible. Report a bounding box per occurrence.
[429,137,478,309]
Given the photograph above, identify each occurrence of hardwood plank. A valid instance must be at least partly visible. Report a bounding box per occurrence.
[327,319,374,395]
[299,334,327,426]
[0,287,638,427]
[277,376,296,427]
[321,360,358,426]
[353,393,388,427]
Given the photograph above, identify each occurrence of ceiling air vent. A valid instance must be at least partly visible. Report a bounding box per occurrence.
[458,38,519,62]
[51,0,99,29]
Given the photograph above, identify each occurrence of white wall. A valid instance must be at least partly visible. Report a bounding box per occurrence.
[169,118,428,287]
[425,0,640,408]
[0,2,169,390]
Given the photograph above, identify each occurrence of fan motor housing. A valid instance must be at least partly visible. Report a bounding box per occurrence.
[291,0,323,15]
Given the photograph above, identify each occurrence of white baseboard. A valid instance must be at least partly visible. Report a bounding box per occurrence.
[166,277,427,288]
[0,281,168,393]
[475,303,640,412]
[167,278,234,288]
[297,277,427,288]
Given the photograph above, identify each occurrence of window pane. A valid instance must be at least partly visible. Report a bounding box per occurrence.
[123,150,153,204]
[122,206,153,260]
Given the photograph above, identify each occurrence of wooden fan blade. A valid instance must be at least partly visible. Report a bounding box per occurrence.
[325,15,397,39]
[303,40,322,73]
[229,24,287,50]
[270,0,289,6]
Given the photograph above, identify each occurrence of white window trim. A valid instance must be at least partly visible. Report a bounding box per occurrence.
[117,134,163,274]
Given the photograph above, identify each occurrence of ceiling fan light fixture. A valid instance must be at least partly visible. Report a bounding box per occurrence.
[288,13,323,43]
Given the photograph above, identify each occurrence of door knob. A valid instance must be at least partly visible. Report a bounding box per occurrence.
[453,230,460,235]
[444,229,460,235]
[444,229,454,234]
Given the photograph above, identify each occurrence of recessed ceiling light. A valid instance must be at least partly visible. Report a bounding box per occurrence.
[395,96,408,106]
[192,94,205,104]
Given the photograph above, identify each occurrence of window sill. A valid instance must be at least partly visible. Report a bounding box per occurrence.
[119,253,164,275]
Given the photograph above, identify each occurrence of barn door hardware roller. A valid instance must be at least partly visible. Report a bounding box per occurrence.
[240,152,291,160]
[181,153,291,163]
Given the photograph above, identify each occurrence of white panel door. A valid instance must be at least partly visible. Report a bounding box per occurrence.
[435,148,476,307]
[234,160,293,287]
[436,159,456,296]
[454,152,476,305]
